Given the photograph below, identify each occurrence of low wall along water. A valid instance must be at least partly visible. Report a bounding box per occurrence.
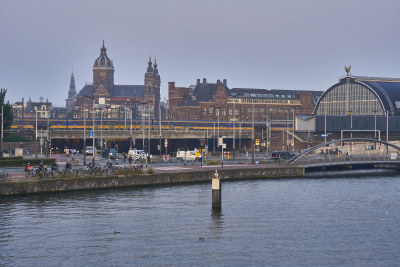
[0,167,304,196]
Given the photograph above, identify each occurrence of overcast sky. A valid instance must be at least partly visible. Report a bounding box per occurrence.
[1,0,400,106]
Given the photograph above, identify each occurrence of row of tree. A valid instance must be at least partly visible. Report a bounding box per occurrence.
[0,88,13,154]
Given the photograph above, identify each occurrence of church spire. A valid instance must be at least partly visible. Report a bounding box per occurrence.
[153,57,158,74]
[68,72,77,99]
[147,56,153,72]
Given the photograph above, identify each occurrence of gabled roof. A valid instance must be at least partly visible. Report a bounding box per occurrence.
[77,84,145,98]
[77,84,94,97]
[111,85,145,98]
[178,93,198,107]
[192,82,229,102]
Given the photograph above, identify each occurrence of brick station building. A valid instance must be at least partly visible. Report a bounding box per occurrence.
[168,78,322,122]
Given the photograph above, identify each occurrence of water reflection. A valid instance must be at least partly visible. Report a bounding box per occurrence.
[210,208,224,238]
[306,168,398,178]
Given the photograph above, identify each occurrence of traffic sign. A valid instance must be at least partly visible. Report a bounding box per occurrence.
[90,130,93,138]
[218,137,223,146]
[164,139,168,147]
[321,134,328,137]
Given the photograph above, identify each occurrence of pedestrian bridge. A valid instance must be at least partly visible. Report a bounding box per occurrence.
[286,138,400,171]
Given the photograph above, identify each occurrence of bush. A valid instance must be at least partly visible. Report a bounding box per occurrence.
[3,134,31,142]
[114,167,144,175]
[0,156,23,161]
[205,160,221,166]
[0,158,55,167]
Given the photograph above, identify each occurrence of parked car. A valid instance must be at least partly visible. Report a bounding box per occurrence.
[271,151,296,160]
[85,146,93,156]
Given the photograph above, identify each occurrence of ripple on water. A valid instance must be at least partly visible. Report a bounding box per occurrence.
[1,174,400,266]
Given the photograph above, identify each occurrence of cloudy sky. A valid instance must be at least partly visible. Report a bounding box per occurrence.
[1,0,400,106]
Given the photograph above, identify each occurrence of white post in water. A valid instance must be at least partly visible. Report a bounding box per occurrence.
[212,170,221,209]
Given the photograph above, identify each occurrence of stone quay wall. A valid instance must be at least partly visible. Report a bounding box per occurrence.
[0,167,304,196]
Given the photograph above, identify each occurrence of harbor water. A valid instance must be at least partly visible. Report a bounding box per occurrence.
[1,169,400,266]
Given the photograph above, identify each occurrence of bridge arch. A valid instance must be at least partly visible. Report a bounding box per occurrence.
[286,138,400,166]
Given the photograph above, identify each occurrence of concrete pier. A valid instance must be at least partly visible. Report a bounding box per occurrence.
[212,170,221,209]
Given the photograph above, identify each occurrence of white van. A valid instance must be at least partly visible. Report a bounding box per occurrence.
[176,150,199,161]
[128,149,148,160]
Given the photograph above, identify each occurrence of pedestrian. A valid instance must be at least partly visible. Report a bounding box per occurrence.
[128,155,132,165]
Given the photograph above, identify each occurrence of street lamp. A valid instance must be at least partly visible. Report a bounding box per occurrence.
[133,100,153,152]
[348,110,352,155]
[82,96,95,165]
[233,101,236,150]
[251,103,255,164]
[130,105,133,149]
[100,108,103,152]
[148,101,151,158]
[1,105,3,156]
[159,104,162,157]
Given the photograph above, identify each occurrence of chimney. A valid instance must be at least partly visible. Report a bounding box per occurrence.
[223,79,227,87]
[203,78,207,84]
[217,79,221,85]
[168,82,176,90]
[197,79,200,86]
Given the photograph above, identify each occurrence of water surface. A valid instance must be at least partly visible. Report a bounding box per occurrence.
[1,171,399,266]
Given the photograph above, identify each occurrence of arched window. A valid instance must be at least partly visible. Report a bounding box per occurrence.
[316,83,384,116]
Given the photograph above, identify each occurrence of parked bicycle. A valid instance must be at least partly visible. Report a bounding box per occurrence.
[0,170,10,182]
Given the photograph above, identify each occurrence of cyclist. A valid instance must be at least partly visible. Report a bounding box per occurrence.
[51,161,58,172]
[65,161,72,170]
[24,163,32,172]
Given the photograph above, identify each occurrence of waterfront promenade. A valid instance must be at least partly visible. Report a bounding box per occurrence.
[6,153,283,180]
[0,154,303,196]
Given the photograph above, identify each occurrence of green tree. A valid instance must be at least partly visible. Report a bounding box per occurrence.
[0,88,13,153]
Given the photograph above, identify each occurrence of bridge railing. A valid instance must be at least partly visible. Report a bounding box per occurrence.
[290,151,398,166]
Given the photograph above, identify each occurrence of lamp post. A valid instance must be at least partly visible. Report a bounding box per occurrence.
[386,110,389,142]
[148,101,151,158]
[348,110,352,155]
[83,95,95,165]
[251,103,255,164]
[1,105,3,156]
[124,102,127,130]
[83,106,86,165]
[133,100,152,152]
[374,110,377,139]
[92,99,95,164]
[130,106,133,149]
[233,101,236,150]
[100,108,103,152]
[324,113,327,144]
[159,104,162,157]
[217,108,220,157]
[286,108,289,151]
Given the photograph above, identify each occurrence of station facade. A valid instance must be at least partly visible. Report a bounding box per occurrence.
[168,78,322,122]
[313,74,400,135]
